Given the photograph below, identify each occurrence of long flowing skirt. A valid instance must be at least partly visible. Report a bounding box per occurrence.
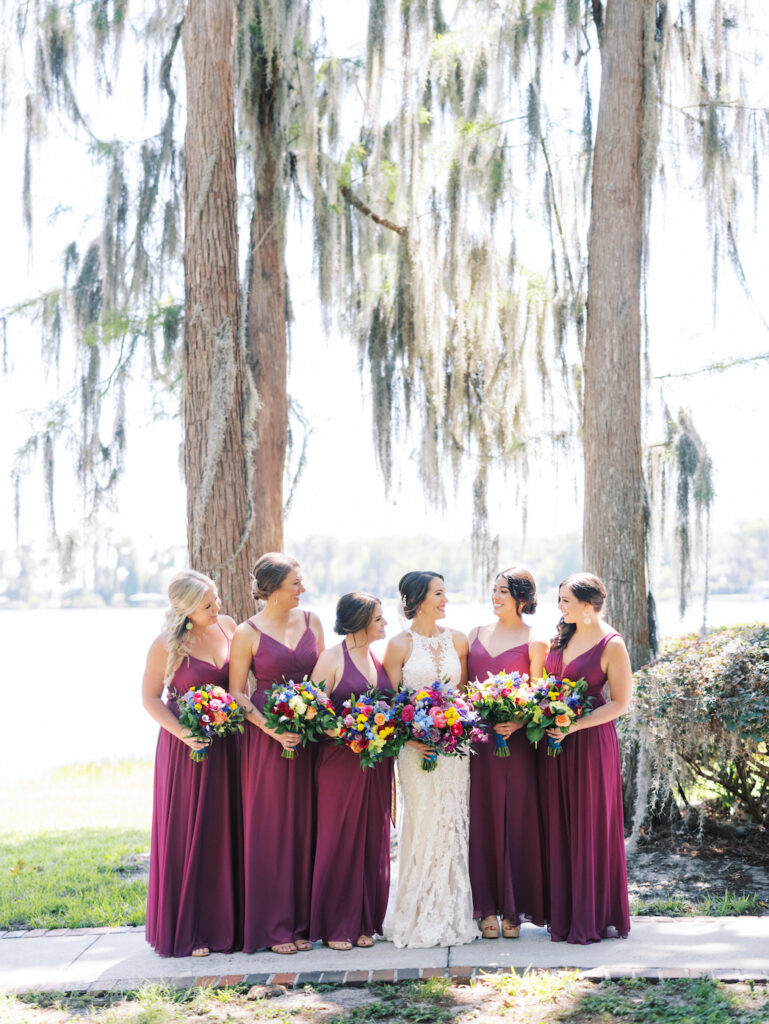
[539,723,630,944]
[310,742,392,943]
[146,731,243,957]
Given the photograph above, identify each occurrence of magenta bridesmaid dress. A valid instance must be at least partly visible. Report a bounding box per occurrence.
[468,638,546,928]
[539,632,631,943]
[310,646,393,944]
[146,631,243,957]
[241,612,319,952]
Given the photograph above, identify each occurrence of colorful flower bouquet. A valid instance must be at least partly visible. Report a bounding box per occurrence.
[335,688,406,770]
[261,677,338,759]
[395,680,487,772]
[524,674,592,755]
[467,670,531,757]
[175,684,246,763]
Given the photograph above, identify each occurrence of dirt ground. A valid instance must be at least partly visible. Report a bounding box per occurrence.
[626,817,769,911]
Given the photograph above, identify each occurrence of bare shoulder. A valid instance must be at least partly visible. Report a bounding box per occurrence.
[450,628,469,652]
[147,633,168,662]
[219,614,237,636]
[234,617,258,638]
[385,631,412,656]
[306,610,324,631]
[467,625,481,644]
[315,643,344,672]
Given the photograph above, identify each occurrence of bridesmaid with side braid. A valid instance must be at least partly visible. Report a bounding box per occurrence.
[229,553,325,955]
[467,567,547,939]
[539,573,632,944]
[143,570,242,958]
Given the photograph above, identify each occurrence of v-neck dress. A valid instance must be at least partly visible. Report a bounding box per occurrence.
[146,628,243,957]
[240,612,319,952]
[310,644,393,944]
[467,638,546,927]
[539,633,630,944]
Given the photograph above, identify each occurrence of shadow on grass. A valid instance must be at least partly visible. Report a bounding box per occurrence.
[0,828,149,930]
[5,977,769,1024]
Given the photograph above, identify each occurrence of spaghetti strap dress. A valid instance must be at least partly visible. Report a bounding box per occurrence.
[467,638,546,927]
[241,611,319,952]
[539,632,631,944]
[146,626,243,957]
[310,645,393,944]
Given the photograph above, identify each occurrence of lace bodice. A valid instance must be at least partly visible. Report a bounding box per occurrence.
[384,625,476,948]
[402,629,461,692]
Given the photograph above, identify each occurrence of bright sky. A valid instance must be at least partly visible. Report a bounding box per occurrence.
[1,1,768,572]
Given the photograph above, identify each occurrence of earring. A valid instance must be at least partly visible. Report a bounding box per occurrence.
[185,618,193,631]
[583,614,592,625]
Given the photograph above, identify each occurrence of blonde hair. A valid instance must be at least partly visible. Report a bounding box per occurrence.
[162,569,216,684]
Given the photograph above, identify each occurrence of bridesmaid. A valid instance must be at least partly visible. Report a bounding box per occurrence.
[309,593,393,950]
[228,552,324,955]
[142,570,242,957]
[539,572,632,944]
[468,566,547,939]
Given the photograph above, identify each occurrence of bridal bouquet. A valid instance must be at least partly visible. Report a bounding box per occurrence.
[524,674,592,756]
[467,670,531,757]
[334,688,406,770]
[395,680,487,772]
[261,678,338,759]
[175,684,246,763]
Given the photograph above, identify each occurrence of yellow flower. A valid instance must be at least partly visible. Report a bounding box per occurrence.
[416,690,428,701]
[194,703,202,711]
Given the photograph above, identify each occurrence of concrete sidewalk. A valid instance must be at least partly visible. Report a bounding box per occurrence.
[1,918,768,995]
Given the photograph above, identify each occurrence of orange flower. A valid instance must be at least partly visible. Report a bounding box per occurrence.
[554,714,570,727]
[305,706,317,720]
[213,710,228,725]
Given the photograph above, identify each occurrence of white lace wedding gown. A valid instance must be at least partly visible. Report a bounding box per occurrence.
[384,628,477,948]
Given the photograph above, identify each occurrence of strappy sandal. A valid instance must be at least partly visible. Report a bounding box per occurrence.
[479,916,499,939]
[294,939,313,951]
[326,940,353,951]
[191,946,210,957]
[271,941,298,954]
[501,919,520,938]
[356,934,374,947]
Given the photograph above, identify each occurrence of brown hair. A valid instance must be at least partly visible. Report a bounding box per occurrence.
[398,570,444,620]
[251,552,300,602]
[497,566,537,615]
[551,573,607,651]
[334,592,381,636]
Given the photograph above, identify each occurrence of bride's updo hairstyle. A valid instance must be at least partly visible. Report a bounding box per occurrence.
[162,569,216,683]
[398,570,444,620]
[551,572,607,651]
[334,592,380,636]
[251,552,300,605]
[498,566,537,615]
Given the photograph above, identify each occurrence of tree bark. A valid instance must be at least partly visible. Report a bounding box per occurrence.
[244,53,287,563]
[583,0,651,672]
[182,0,254,619]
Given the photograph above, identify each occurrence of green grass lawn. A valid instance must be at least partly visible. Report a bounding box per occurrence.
[2,977,769,1024]
[0,761,152,930]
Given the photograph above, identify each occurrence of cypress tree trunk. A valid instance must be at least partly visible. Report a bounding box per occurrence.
[583,0,651,672]
[244,54,287,560]
[182,0,253,619]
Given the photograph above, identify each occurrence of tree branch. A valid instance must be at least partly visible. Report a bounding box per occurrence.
[340,185,407,236]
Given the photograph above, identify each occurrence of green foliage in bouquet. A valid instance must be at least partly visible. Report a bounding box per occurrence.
[632,623,769,826]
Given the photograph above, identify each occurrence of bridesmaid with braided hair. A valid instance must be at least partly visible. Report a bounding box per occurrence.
[142,570,243,958]
[467,566,548,939]
[539,572,632,944]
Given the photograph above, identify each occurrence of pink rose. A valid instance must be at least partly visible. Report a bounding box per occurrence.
[400,705,415,723]
[429,709,447,729]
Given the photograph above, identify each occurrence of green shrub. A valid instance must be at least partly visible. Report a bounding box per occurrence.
[630,623,769,826]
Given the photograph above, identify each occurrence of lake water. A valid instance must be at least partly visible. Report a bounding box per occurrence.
[3,595,767,787]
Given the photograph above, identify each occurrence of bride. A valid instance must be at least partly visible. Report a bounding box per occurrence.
[382,570,478,948]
